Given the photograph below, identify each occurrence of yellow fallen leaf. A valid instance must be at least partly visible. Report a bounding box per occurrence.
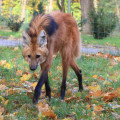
[31,82,37,87]
[4,63,10,69]
[89,85,101,92]
[20,74,31,82]
[93,75,97,79]
[0,96,5,102]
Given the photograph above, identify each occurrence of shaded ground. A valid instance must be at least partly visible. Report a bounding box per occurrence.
[0,38,120,55]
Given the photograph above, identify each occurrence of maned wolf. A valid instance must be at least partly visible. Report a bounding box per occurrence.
[22,11,83,104]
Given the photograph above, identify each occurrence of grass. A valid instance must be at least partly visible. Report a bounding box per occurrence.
[0,29,22,38]
[0,47,120,119]
[82,34,120,47]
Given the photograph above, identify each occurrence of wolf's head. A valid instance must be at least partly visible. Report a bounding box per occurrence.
[22,30,49,71]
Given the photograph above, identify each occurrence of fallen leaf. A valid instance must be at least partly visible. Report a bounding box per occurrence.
[94,105,103,112]
[42,110,57,119]
[0,106,4,115]
[98,76,104,81]
[0,84,7,91]
[4,100,9,105]
[33,72,39,79]
[93,75,97,79]
[0,60,7,66]
[4,63,10,69]
[91,90,102,98]
[0,96,5,102]
[103,91,119,102]
[31,82,37,88]
[86,104,91,110]
[20,73,31,82]
[16,70,23,76]
[89,85,101,92]
[65,96,79,103]
[117,87,120,95]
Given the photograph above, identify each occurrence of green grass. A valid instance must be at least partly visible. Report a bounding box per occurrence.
[82,34,120,47]
[0,29,22,38]
[0,47,120,119]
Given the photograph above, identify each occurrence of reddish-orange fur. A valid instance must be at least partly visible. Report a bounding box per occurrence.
[22,11,83,103]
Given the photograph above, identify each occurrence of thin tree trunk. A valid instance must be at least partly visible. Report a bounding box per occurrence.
[21,0,26,21]
[56,0,65,12]
[49,0,53,12]
[80,0,94,34]
[0,0,2,15]
[115,0,120,23]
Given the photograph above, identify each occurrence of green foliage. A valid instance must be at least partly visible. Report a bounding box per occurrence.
[7,15,24,32]
[90,8,118,39]
[33,2,44,16]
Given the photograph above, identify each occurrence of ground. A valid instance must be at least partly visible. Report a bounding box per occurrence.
[0,47,120,120]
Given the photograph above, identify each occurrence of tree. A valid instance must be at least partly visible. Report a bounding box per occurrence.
[21,0,26,20]
[0,0,2,15]
[56,0,65,12]
[80,0,94,34]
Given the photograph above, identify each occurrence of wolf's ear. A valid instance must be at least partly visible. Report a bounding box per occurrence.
[38,30,47,47]
[22,31,30,47]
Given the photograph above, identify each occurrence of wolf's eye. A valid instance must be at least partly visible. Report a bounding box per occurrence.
[28,55,31,58]
[36,55,40,58]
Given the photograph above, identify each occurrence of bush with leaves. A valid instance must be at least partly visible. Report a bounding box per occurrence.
[90,8,118,39]
[33,2,44,16]
[7,15,24,32]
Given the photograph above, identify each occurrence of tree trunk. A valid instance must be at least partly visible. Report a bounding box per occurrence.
[115,0,120,24]
[56,0,65,12]
[49,0,53,12]
[0,0,2,15]
[68,0,71,13]
[80,0,94,34]
[21,0,26,21]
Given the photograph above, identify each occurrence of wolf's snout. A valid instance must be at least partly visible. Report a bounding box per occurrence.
[30,65,37,71]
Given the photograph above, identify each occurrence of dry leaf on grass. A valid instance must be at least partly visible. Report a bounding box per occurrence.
[98,76,104,81]
[93,75,97,79]
[16,70,23,76]
[42,110,57,119]
[103,91,119,102]
[94,105,104,112]
[91,90,102,98]
[0,106,4,115]
[65,96,79,103]
[89,85,101,92]
[37,101,57,119]
[0,84,7,91]
[20,73,31,82]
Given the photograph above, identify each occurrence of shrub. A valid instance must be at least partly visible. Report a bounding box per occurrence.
[7,15,24,32]
[90,8,118,39]
[33,2,44,16]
